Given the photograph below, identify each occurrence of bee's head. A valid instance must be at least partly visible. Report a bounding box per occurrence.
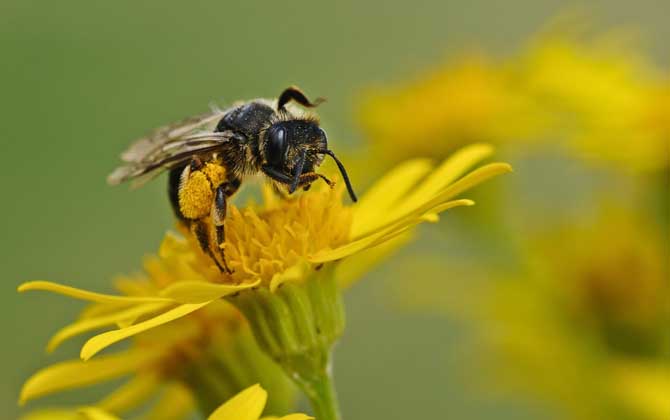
[262,119,357,202]
[263,119,326,173]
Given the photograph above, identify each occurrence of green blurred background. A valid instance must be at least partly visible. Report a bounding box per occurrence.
[2,1,667,419]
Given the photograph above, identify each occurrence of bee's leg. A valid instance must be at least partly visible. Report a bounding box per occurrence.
[191,219,226,273]
[261,166,333,193]
[211,179,240,274]
[261,165,293,184]
[298,172,335,188]
[172,157,228,271]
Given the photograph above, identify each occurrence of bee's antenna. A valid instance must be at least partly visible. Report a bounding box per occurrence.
[321,150,357,202]
[278,86,326,111]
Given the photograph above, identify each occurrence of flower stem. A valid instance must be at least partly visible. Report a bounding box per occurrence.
[293,364,341,420]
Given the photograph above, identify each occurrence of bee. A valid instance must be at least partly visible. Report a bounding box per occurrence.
[108,86,357,273]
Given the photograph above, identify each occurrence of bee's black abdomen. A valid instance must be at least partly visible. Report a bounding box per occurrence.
[168,165,187,221]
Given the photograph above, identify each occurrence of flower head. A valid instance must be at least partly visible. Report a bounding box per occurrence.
[358,56,538,167]
[519,32,670,172]
[19,245,295,418]
[458,209,669,420]
[20,143,510,358]
[358,28,670,173]
[20,144,510,420]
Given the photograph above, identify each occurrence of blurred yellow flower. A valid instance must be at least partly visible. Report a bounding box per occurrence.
[358,56,539,167]
[467,209,670,420]
[358,29,670,173]
[519,33,670,172]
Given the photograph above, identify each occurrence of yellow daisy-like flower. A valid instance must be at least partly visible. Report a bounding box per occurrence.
[519,33,670,172]
[358,27,670,173]
[19,246,295,418]
[463,209,670,420]
[22,385,309,420]
[358,56,540,168]
[20,144,511,420]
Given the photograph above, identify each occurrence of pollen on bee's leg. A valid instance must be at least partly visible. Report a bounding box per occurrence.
[179,172,213,219]
[202,163,227,187]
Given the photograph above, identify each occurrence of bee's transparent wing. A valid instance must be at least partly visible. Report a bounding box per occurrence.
[107,131,235,187]
[120,109,227,163]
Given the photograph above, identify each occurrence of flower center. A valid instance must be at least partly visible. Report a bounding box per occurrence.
[188,187,353,286]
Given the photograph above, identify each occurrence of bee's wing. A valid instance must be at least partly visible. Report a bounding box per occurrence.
[120,109,227,163]
[107,131,235,188]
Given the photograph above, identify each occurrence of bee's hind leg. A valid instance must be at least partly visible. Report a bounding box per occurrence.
[191,219,227,273]
[211,180,240,274]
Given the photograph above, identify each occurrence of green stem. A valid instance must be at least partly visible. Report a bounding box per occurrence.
[293,364,341,420]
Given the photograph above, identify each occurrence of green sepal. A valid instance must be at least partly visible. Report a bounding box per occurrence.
[227,263,345,420]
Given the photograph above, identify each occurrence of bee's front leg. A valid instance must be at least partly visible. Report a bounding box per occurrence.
[298,172,335,189]
[212,180,240,274]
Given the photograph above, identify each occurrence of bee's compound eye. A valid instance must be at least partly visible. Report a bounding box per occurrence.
[267,126,287,165]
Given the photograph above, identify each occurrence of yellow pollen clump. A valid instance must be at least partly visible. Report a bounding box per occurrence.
[202,162,228,187]
[179,171,213,219]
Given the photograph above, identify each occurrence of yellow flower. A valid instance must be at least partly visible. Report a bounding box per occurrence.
[358,56,539,168]
[19,247,295,418]
[20,144,511,420]
[357,27,670,173]
[519,32,670,172]
[20,143,509,358]
[208,384,311,420]
[460,209,669,420]
[22,385,309,420]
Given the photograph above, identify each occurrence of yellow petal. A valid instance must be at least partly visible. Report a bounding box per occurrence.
[208,384,267,420]
[20,409,81,420]
[97,374,160,414]
[335,231,413,289]
[344,163,508,250]
[18,281,171,304]
[351,158,433,236]
[81,303,209,360]
[353,144,494,238]
[310,199,473,263]
[431,162,512,203]
[78,407,121,420]
[20,348,159,405]
[159,279,260,303]
[145,382,194,420]
[405,143,494,205]
[47,303,169,352]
